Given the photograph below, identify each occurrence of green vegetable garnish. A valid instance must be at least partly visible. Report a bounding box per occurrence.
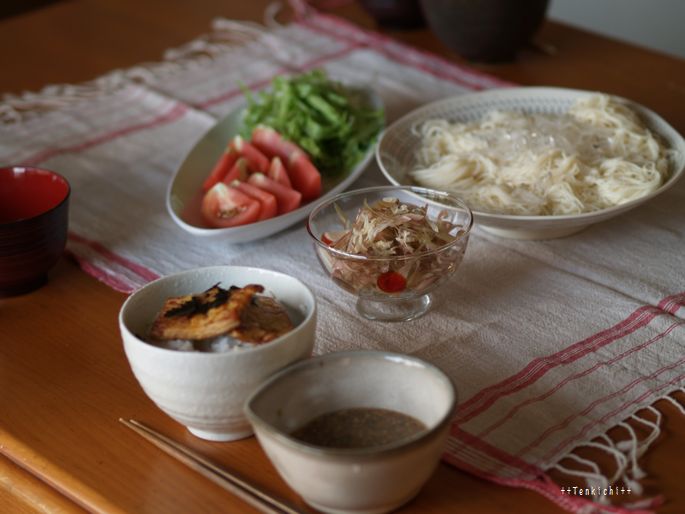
[241,70,384,176]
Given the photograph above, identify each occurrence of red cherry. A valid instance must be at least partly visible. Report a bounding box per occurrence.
[377,271,407,293]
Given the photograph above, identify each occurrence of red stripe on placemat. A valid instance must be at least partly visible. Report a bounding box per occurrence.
[12,44,361,166]
[450,426,544,477]
[454,306,660,422]
[522,357,685,460]
[475,320,685,440]
[66,249,137,293]
[2,87,149,165]
[22,103,188,166]
[538,370,685,462]
[453,293,685,425]
[299,11,514,90]
[68,232,160,283]
[297,17,482,91]
[197,42,360,109]
[662,292,685,314]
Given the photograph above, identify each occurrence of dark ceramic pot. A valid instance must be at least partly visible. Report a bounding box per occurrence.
[0,166,70,296]
[358,0,426,29]
[419,0,549,62]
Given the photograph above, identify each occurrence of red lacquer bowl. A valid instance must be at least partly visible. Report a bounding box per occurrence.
[0,166,70,296]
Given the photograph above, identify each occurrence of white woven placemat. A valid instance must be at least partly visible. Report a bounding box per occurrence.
[2,10,683,513]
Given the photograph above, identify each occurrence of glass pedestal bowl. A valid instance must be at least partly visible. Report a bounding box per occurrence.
[306,186,473,322]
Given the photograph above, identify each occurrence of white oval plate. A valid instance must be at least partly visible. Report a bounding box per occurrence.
[167,89,383,243]
[377,87,685,239]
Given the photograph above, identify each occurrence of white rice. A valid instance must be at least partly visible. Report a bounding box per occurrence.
[157,335,256,353]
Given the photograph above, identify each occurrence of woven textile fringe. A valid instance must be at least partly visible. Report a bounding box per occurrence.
[551,389,684,513]
[0,17,285,124]
[0,0,313,125]
[3,7,683,514]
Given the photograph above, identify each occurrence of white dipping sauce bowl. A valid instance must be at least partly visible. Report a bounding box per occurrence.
[245,351,457,514]
[119,266,316,441]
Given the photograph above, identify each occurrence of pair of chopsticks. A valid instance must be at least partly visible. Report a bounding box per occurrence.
[119,418,303,514]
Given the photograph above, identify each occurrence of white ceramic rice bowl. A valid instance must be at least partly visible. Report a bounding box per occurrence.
[119,266,316,441]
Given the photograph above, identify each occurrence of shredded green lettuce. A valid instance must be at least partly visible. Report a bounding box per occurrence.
[240,69,384,175]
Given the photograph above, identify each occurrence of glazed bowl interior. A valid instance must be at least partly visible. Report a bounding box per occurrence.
[246,351,456,452]
[0,166,70,223]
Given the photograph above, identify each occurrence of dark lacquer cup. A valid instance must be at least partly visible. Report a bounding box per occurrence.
[0,166,70,296]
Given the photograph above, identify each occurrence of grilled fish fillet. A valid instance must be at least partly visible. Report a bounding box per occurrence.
[149,284,264,341]
[230,296,294,343]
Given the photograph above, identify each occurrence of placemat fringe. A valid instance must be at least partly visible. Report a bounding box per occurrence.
[661,391,685,414]
[0,18,282,125]
[0,74,129,125]
[550,389,684,513]
[554,460,611,506]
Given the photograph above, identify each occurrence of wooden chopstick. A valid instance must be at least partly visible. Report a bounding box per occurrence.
[119,418,303,514]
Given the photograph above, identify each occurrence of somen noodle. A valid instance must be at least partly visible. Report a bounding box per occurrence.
[410,94,672,216]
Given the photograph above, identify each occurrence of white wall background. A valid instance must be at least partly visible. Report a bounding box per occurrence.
[549,0,685,60]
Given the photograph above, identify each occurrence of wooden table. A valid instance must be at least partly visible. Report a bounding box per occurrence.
[2,1,685,512]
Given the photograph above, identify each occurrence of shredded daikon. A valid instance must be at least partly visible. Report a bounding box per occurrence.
[320,198,465,294]
[330,198,457,257]
[410,94,672,216]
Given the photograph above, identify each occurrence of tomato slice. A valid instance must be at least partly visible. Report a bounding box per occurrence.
[287,153,322,202]
[201,183,261,228]
[231,181,278,221]
[247,173,302,214]
[267,157,292,188]
[221,157,249,185]
[231,136,270,173]
[251,126,303,162]
[202,147,238,192]
[251,127,322,201]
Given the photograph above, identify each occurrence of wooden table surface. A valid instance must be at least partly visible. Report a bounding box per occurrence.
[2,1,685,513]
